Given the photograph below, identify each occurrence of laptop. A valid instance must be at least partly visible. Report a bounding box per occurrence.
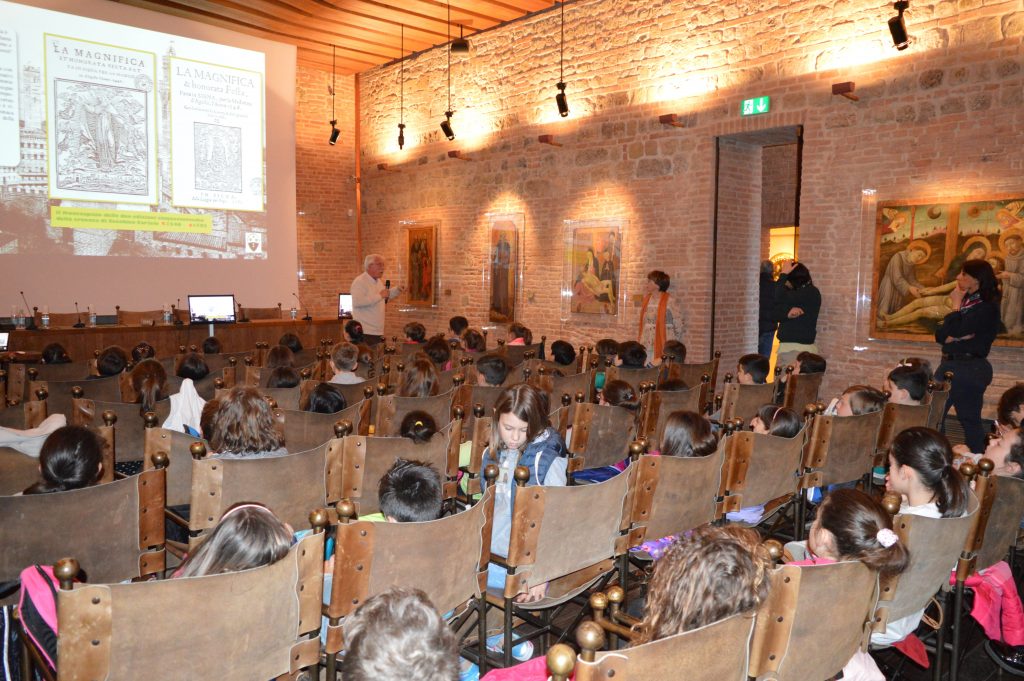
[187,294,236,324]
[0,331,8,351]
[338,293,353,319]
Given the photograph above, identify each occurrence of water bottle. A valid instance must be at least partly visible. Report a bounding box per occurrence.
[89,309,97,327]
[41,311,50,329]
[14,309,25,329]
[290,306,298,320]
[163,309,172,325]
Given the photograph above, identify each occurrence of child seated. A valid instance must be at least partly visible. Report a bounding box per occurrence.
[340,587,460,681]
[549,340,576,367]
[266,366,300,389]
[41,343,71,364]
[176,352,210,381]
[377,458,444,523]
[278,333,303,354]
[265,344,295,369]
[22,426,104,495]
[825,384,887,417]
[330,342,364,385]
[884,363,930,406]
[463,329,486,353]
[661,339,687,364]
[306,383,347,414]
[400,411,438,443]
[599,379,639,412]
[449,315,469,342]
[208,387,288,459]
[423,335,453,371]
[404,321,427,344]
[506,322,532,346]
[736,353,769,385]
[616,341,647,369]
[176,502,293,578]
[95,345,129,377]
[997,383,1024,434]
[476,353,510,387]
[344,320,365,344]
[749,404,802,437]
[399,358,440,397]
[201,336,222,355]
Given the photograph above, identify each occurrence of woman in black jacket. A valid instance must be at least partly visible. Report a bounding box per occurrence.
[935,259,1002,452]
[772,261,822,372]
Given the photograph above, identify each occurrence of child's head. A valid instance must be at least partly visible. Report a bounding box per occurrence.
[491,383,550,452]
[177,503,292,578]
[887,427,969,518]
[399,359,440,398]
[344,320,365,344]
[749,404,802,438]
[507,322,533,345]
[201,398,220,442]
[422,336,451,368]
[448,315,469,338]
[41,343,70,364]
[662,340,687,364]
[638,525,770,644]
[307,383,347,414]
[810,489,910,578]
[617,341,647,369]
[378,458,443,522]
[794,352,826,375]
[266,344,295,369]
[210,386,285,456]
[278,332,303,354]
[463,328,486,353]
[23,425,104,495]
[475,353,509,387]
[331,342,360,373]
[600,379,639,412]
[885,365,929,405]
[266,366,300,389]
[661,411,718,458]
[96,345,129,376]
[131,358,168,415]
[201,336,222,355]
[736,354,769,385]
[131,341,156,363]
[339,587,459,681]
[983,427,1024,479]
[404,322,427,343]
[837,385,886,417]
[400,411,438,444]
[595,338,620,358]
[550,340,576,367]
[177,352,210,381]
[997,383,1024,432]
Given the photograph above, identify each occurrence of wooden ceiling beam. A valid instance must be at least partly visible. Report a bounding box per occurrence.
[271,0,445,47]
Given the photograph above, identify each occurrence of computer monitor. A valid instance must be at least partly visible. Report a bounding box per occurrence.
[188,294,236,324]
[0,332,8,351]
[338,293,353,319]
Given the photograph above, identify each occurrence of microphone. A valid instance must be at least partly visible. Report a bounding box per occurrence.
[19,291,37,330]
[73,301,85,328]
[173,298,184,325]
[293,292,312,321]
[384,279,391,305]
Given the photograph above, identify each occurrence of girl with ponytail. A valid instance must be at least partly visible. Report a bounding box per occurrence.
[130,358,168,417]
[886,426,969,519]
[22,426,105,495]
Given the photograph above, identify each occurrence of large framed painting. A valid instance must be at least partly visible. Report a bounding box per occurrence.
[565,220,623,316]
[871,196,1023,347]
[404,221,438,308]
[488,214,521,323]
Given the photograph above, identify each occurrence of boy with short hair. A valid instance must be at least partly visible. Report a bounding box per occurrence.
[476,353,509,387]
[378,458,443,523]
[884,364,929,406]
[329,342,363,385]
[736,353,770,385]
[616,341,648,369]
[550,340,576,367]
[404,321,427,344]
[448,315,469,341]
[662,340,687,364]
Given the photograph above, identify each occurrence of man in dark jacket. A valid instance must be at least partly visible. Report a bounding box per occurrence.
[758,260,778,357]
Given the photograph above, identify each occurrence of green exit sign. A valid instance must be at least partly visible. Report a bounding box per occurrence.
[740,96,770,116]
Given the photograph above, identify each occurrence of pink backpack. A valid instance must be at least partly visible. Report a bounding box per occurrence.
[18,565,62,673]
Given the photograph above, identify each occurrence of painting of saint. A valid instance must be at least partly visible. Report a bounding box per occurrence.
[488,215,521,323]
[405,223,438,307]
[871,196,1024,346]
[569,224,621,315]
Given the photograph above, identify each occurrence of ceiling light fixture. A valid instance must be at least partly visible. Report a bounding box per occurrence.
[888,1,910,51]
[398,25,405,150]
[555,1,569,117]
[328,44,339,145]
[440,2,455,140]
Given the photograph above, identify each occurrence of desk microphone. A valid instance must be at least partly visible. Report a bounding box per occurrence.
[174,298,184,325]
[384,279,391,305]
[293,292,312,321]
[19,291,37,330]
[73,302,85,328]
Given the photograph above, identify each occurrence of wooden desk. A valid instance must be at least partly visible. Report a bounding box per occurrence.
[5,319,345,359]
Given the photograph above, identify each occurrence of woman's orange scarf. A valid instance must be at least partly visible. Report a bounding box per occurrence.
[638,292,669,358]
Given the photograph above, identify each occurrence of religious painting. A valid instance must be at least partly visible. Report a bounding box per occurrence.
[405,222,438,308]
[871,196,1024,347]
[567,222,622,315]
[488,214,521,323]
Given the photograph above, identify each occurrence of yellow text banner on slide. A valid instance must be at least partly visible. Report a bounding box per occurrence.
[50,206,213,233]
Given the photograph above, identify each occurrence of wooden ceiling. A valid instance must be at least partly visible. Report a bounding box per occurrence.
[109,0,559,73]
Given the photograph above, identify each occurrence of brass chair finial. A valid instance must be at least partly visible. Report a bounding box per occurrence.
[513,465,530,486]
[576,621,606,662]
[190,441,208,460]
[150,451,169,469]
[143,411,159,428]
[547,643,576,681]
[54,558,80,590]
[102,410,117,427]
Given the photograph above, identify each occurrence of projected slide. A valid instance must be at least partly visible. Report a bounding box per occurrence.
[0,1,268,259]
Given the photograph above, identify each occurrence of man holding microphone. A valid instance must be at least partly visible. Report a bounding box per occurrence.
[351,254,404,346]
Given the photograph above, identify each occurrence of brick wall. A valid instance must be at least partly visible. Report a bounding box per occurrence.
[295,0,1024,411]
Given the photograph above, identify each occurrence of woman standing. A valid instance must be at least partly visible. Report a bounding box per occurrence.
[638,270,683,363]
[772,261,821,371]
[935,259,1002,453]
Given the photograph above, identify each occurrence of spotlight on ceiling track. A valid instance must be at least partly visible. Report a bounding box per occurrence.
[555,82,569,118]
[398,25,406,150]
[888,1,910,51]
[554,2,569,118]
[451,24,470,54]
[440,112,455,141]
[329,120,340,145]
[328,45,339,145]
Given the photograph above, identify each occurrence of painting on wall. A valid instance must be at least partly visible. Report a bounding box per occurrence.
[567,222,622,315]
[405,222,438,308]
[488,214,521,323]
[871,196,1024,347]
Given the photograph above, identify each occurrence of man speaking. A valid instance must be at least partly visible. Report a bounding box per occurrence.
[351,254,403,346]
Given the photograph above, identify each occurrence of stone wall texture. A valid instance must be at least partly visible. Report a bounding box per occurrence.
[295,0,1024,412]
